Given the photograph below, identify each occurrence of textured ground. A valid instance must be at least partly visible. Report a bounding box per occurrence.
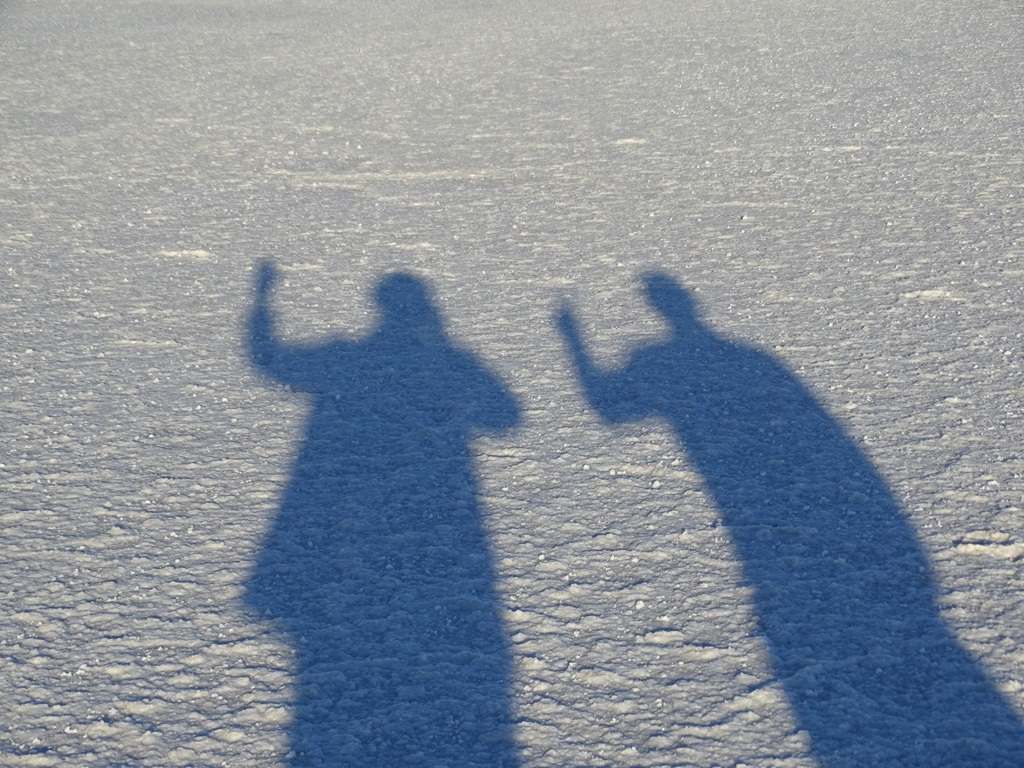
[1,1,1023,766]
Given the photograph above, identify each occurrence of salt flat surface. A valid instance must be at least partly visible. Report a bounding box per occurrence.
[1,1,1023,765]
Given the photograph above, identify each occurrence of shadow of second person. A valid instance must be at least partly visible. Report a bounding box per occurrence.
[560,272,1024,767]
[246,263,521,768]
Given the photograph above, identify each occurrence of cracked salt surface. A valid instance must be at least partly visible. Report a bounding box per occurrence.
[2,0,1024,765]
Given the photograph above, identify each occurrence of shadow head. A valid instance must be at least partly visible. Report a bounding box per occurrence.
[641,271,701,331]
[375,272,442,332]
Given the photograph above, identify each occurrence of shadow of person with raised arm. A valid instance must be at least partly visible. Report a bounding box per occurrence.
[246,261,521,768]
[559,272,1024,767]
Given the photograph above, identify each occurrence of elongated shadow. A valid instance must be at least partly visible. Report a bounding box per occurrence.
[246,263,521,768]
[559,273,1024,766]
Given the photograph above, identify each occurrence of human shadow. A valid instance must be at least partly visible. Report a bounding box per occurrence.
[246,263,521,768]
[559,273,1024,767]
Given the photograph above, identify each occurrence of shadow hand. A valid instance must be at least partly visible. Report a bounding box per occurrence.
[256,259,279,296]
[556,301,580,344]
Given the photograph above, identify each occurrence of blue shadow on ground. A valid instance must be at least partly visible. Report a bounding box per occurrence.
[245,263,520,768]
[559,272,1024,767]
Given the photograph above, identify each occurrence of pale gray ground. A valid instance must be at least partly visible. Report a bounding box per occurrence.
[1,0,1023,766]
